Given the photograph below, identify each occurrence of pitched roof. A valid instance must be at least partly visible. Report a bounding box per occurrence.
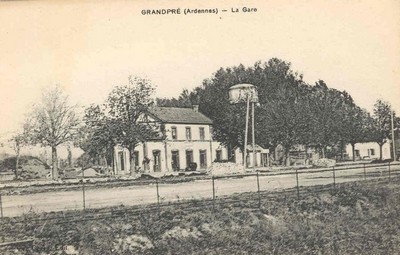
[148,107,213,125]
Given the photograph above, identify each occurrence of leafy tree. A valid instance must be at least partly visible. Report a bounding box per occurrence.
[341,105,369,161]
[194,64,256,160]
[24,85,80,180]
[156,89,193,107]
[307,81,349,158]
[156,58,377,165]
[257,79,310,166]
[77,104,119,171]
[107,76,161,172]
[370,99,395,160]
[158,59,315,165]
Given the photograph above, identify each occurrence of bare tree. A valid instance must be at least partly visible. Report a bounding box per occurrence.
[9,133,27,179]
[24,85,80,180]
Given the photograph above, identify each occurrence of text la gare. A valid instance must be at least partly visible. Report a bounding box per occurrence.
[231,7,257,13]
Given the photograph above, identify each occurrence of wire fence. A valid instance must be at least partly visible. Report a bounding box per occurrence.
[0,162,399,219]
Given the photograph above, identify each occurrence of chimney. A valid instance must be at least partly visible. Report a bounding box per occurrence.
[192,105,199,112]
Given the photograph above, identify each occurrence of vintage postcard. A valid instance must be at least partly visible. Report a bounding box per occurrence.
[0,0,399,254]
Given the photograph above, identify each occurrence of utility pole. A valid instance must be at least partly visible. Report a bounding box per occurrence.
[252,101,256,172]
[244,95,250,168]
[391,110,397,161]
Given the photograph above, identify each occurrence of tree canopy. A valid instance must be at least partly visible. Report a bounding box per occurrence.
[157,58,396,164]
[80,76,160,172]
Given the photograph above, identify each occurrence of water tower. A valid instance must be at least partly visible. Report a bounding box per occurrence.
[229,84,259,170]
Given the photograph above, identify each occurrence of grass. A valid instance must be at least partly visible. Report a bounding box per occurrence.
[0,178,400,254]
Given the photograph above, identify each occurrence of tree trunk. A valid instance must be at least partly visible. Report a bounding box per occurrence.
[129,145,136,174]
[67,146,72,168]
[379,144,383,161]
[351,143,356,162]
[51,146,59,180]
[111,146,115,175]
[227,143,233,162]
[143,142,149,172]
[15,152,20,179]
[285,147,291,167]
[321,147,326,158]
[304,145,309,160]
[340,141,344,161]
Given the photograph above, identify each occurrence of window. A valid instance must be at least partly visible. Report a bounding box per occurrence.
[370,149,375,156]
[171,127,177,140]
[355,150,360,157]
[185,127,192,141]
[153,150,161,172]
[199,127,205,141]
[216,150,222,161]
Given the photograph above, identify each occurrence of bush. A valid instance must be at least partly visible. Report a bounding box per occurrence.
[313,158,336,167]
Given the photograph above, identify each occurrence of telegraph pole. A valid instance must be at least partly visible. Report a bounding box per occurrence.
[391,110,397,161]
[244,95,250,168]
[252,101,256,172]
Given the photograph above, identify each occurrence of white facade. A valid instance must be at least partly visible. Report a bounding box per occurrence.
[113,106,268,174]
[346,142,391,160]
[114,107,216,174]
[114,129,216,174]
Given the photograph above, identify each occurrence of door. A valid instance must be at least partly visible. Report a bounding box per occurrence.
[118,151,125,171]
[186,150,193,169]
[153,150,161,172]
[133,151,139,170]
[171,150,180,171]
[200,150,207,169]
[216,150,222,162]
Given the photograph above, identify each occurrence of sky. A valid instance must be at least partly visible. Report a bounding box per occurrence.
[0,0,399,137]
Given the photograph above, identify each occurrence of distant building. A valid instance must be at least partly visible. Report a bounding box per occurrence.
[345,142,391,160]
[394,129,400,160]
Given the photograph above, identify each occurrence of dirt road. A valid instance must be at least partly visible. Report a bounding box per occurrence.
[2,164,399,217]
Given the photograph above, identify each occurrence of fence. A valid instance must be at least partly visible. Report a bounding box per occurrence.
[0,162,399,218]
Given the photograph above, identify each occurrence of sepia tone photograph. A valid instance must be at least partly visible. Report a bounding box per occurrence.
[0,0,399,254]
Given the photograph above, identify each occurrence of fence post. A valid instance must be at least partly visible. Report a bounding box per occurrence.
[388,162,391,182]
[156,179,160,206]
[363,163,366,180]
[0,193,3,218]
[256,172,261,208]
[295,168,300,200]
[212,176,215,211]
[332,166,336,190]
[82,170,86,210]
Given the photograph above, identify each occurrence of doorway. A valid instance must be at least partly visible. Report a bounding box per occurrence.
[186,150,193,169]
[118,151,125,171]
[153,150,161,172]
[200,150,207,169]
[171,150,180,171]
[133,151,139,170]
